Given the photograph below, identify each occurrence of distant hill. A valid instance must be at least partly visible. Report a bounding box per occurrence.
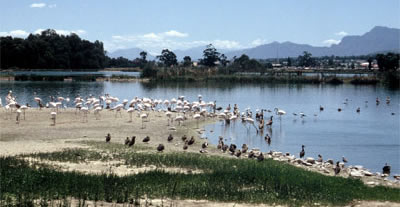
[226,26,400,59]
[108,26,399,61]
[107,48,155,60]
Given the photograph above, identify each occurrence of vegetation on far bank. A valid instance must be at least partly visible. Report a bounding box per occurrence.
[2,141,400,206]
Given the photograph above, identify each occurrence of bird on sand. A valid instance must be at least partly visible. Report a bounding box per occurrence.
[157,144,165,152]
[143,136,150,143]
[105,133,111,143]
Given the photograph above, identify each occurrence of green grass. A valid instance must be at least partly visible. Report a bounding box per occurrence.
[2,147,400,206]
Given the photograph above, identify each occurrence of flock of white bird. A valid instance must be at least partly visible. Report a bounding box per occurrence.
[2,92,284,131]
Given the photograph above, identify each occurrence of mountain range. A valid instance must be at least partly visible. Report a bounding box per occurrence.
[108,26,399,61]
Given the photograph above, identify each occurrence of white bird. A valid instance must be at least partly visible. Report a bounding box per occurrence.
[81,107,89,122]
[244,117,259,133]
[140,113,148,129]
[20,105,28,120]
[193,113,201,128]
[127,107,134,122]
[112,103,124,117]
[94,106,102,120]
[174,115,184,126]
[50,112,57,126]
[165,111,173,126]
[16,109,22,124]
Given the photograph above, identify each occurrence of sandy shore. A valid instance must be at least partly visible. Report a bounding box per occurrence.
[0,108,214,155]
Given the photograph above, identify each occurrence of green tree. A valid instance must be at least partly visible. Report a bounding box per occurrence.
[157,49,177,67]
[367,57,373,70]
[183,56,192,67]
[219,54,229,67]
[376,53,399,71]
[298,51,315,67]
[287,57,292,67]
[200,44,220,67]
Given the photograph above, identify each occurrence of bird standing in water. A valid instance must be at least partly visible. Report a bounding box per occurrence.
[299,145,305,158]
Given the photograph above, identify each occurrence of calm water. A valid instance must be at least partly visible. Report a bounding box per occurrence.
[0,71,140,77]
[0,80,399,175]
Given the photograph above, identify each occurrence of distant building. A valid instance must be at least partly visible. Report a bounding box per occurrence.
[272,63,282,68]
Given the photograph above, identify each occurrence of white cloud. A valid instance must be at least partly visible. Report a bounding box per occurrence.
[30,3,46,8]
[108,30,248,53]
[0,30,29,37]
[251,38,268,46]
[335,31,348,36]
[211,40,242,49]
[48,4,57,8]
[323,39,341,45]
[164,30,188,38]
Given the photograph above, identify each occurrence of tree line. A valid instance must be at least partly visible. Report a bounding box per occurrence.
[1,29,106,69]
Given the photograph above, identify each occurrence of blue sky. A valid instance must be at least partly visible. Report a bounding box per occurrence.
[1,0,399,55]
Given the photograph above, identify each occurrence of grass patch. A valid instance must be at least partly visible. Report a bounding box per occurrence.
[2,149,400,206]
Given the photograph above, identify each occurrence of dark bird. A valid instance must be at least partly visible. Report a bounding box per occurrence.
[356,107,360,113]
[167,134,174,142]
[216,106,223,111]
[217,141,223,149]
[157,144,165,152]
[181,135,187,141]
[317,154,323,163]
[338,108,342,112]
[128,136,136,147]
[383,163,391,175]
[342,156,348,163]
[248,151,255,159]
[125,137,130,145]
[299,145,305,158]
[222,144,228,153]
[235,150,242,158]
[241,144,248,153]
[265,134,271,145]
[183,140,188,150]
[334,161,341,175]
[105,133,111,143]
[320,106,324,111]
[202,142,208,149]
[257,153,264,162]
[229,144,237,154]
[266,116,273,127]
[143,136,150,143]
[188,136,195,145]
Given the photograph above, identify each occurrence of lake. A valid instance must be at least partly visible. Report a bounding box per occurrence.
[0,80,399,175]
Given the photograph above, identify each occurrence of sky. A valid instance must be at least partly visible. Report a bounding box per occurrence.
[1,0,399,55]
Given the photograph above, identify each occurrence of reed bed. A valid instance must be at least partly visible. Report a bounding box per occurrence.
[2,146,400,206]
